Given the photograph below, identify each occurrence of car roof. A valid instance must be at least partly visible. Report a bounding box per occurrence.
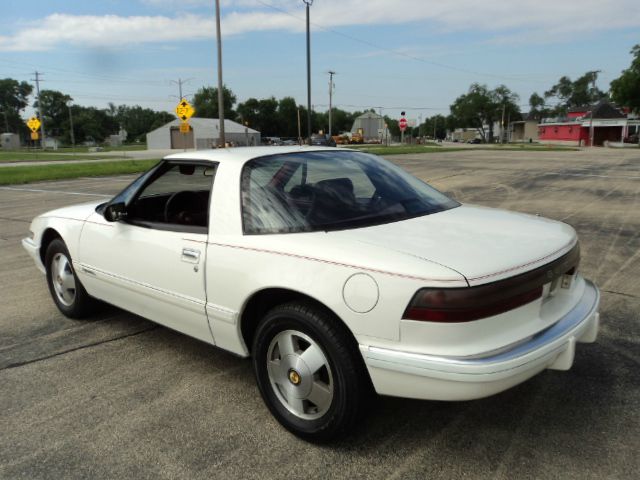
[164,146,346,164]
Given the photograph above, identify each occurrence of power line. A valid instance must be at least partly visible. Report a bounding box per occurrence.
[254,0,542,83]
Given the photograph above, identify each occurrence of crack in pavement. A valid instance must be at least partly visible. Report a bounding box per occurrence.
[0,325,159,372]
[0,216,30,223]
[602,289,639,299]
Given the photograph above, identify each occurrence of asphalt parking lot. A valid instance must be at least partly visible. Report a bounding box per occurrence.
[1,147,638,479]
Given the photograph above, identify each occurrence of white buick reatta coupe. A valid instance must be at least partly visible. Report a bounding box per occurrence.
[23,147,600,441]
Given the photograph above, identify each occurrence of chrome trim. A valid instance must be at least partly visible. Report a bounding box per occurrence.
[363,280,599,376]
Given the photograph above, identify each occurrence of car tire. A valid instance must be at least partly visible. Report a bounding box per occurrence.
[45,238,95,319]
[252,301,368,442]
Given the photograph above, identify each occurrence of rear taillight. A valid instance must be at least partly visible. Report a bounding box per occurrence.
[404,242,581,323]
[403,285,543,322]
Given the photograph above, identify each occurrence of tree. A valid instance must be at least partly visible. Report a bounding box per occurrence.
[450,83,520,142]
[34,90,73,138]
[610,44,640,113]
[528,92,548,121]
[328,108,355,135]
[277,97,300,137]
[0,78,33,135]
[383,116,400,138]
[542,71,607,115]
[71,106,119,144]
[237,96,279,136]
[192,85,236,119]
[115,105,174,142]
[418,115,447,140]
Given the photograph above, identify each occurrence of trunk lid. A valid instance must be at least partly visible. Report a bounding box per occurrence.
[331,204,577,286]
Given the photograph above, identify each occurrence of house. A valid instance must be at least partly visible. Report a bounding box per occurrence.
[538,101,630,147]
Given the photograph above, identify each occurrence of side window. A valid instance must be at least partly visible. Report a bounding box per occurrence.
[129,163,216,230]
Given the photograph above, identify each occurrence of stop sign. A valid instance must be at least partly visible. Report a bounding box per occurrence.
[399,117,408,132]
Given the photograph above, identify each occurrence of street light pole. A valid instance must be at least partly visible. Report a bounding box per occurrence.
[215,0,226,147]
[303,0,313,146]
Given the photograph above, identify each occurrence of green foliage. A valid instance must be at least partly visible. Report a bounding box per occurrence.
[34,90,72,138]
[0,159,159,185]
[235,94,363,139]
[113,105,174,142]
[450,83,520,142]
[70,106,119,144]
[416,114,447,139]
[0,78,33,137]
[236,96,278,135]
[0,151,112,163]
[192,85,237,119]
[610,44,640,113]
[528,92,548,121]
[542,71,607,115]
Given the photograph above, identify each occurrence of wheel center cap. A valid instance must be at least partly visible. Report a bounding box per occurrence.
[57,276,62,285]
[288,369,302,386]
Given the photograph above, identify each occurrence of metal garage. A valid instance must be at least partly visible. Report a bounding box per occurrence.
[146,117,261,150]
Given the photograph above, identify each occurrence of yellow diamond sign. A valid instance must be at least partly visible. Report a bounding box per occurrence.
[175,98,195,122]
[27,117,41,133]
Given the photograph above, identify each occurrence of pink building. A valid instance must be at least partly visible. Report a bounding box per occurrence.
[538,102,630,146]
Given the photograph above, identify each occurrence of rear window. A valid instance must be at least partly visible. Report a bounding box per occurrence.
[241,150,459,234]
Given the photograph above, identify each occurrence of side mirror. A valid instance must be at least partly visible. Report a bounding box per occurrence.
[104,202,127,222]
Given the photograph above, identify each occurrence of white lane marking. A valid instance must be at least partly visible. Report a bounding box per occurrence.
[0,186,110,197]
[544,172,640,179]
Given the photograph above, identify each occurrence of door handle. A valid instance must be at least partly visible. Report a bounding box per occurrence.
[181,248,201,263]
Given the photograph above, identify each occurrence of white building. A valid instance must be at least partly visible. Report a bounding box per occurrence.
[146,117,261,150]
[0,133,20,149]
[351,112,385,141]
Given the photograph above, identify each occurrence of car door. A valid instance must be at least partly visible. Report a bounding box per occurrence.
[78,161,217,344]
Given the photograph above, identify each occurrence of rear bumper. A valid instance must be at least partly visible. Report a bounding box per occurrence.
[360,280,600,401]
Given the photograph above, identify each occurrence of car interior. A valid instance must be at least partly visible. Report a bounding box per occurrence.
[127,164,214,228]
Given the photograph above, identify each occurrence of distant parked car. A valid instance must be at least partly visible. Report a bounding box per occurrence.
[23,147,599,441]
[467,138,482,144]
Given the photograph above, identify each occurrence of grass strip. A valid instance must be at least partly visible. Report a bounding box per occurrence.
[0,159,160,185]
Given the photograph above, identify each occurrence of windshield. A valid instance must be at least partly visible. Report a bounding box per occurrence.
[241,150,459,234]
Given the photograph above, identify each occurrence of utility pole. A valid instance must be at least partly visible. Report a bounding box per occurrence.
[500,103,506,144]
[171,78,193,100]
[328,70,335,138]
[589,74,598,147]
[297,108,302,145]
[32,71,46,149]
[433,116,437,141]
[303,0,313,145]
[67,103,75,153]
[214,0,225,147]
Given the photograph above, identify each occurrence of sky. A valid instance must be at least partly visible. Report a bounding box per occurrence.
[1,0,639,124]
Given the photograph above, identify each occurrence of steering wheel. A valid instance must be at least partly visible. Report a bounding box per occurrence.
[164,191,206,224]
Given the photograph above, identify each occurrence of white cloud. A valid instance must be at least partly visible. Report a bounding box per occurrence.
[1,0,639,52]
[0,14,215,51]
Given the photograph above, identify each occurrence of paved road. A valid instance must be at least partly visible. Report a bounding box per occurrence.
[0,148,638,479]
[0,149,176,167]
